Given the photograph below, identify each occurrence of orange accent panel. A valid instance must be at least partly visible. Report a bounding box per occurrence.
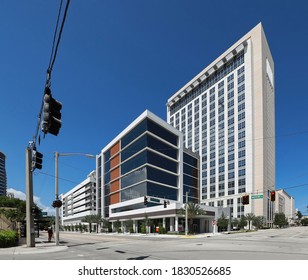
[110,192,120,204]
[110,141,120,156]
[110,167,120,181]
[110,179,120,193]
[110,154,120,168]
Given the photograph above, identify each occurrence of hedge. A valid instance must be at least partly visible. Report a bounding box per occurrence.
[0,230,18,248]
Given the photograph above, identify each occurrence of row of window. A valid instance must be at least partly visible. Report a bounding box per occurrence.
[169,51,244,115]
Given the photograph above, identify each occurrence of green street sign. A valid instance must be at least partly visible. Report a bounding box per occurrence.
[251,194,264,199]
[150,198,160,203]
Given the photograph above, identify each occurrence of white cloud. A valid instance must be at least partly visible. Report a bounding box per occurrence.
[7,188,55,216]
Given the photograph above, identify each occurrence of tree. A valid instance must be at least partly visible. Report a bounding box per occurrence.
[81,214,103,233]
[101,218,111,233]
[217,212,228,232]
[245,213,255,230]
[114,219,122,233]
[300,218,308,226]
[273,213,288,228]
[252,216,264,230]
[82,215,94,233]
[0,196,27,230]
[177,202,206,234]
[92,214,103,233]
[238,215,247,229]
[141,214,150,234]
[296,211,303,225]
[124,219,134,233]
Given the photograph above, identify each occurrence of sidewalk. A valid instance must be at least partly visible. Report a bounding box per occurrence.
[0,235,67,255]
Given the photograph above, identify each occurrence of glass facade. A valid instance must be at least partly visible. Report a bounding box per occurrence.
[100,115,199,217]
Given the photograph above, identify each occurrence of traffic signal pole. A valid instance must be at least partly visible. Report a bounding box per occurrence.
[55,151,60,246]
[26,147,35,247]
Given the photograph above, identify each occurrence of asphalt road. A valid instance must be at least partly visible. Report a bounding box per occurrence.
[1,226,308,260]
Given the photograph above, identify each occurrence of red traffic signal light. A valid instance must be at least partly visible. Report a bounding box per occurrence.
[270,191,276,202]
[242,195,249,205]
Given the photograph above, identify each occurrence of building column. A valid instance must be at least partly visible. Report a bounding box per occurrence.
[175,216,179,232]
[170,217,174,231]
[133,220,137,233]
[163,218,166,229]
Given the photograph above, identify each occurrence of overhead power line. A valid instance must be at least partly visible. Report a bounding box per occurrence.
[33,0,71,145]
[47,0,71,85]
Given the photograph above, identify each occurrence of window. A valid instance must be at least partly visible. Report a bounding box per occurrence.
[238,131,245,139]
[238,103,245,112]
[238,150,245,158]
[228,172,235,179]
[228,118,234,126]
[228,163,235,170]
[238,169,246,177]
[238,121,245,130]
[238,178,246,186]
[239,159,246,167]
[238,112,245,121]
[238,141,246,149]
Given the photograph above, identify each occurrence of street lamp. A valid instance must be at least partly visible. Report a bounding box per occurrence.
[54,152,95,246]
[185,191,188,236]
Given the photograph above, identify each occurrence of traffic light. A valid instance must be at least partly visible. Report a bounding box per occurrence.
[164,200,167,208]
[52,199,63,208]
[144,196,148,205]
[242,194,249,205]
[31,206,40,215]
[270,191,276,202]
[41,86,62,136]
[32,148,43,170]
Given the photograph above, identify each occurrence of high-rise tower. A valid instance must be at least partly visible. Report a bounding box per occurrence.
[0,151,7,196]
[167,23,275,225]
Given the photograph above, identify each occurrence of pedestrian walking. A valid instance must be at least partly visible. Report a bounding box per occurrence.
[48,227,53,242]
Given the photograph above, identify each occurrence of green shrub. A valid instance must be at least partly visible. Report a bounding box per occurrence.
[0,230,18,248]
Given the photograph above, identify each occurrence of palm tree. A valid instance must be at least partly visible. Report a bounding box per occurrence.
[177,202,206,234]
[245,213,255,230]
[91,214,103,233]
[81,215,98,233]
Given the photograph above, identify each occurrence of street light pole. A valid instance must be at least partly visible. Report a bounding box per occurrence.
[185,191,188,236]
[55,151,59,246]
[54,152,95,246]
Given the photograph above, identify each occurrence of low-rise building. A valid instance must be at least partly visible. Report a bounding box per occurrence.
[61,170,96,227]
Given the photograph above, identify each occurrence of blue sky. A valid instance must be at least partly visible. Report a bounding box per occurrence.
[0,0,308,215]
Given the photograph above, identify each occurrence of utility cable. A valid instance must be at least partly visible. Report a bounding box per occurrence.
[32,0,70,146]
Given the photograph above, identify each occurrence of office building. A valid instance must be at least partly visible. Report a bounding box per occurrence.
[167,23,275,225]
[97,110,217,233]
[0,151,7,196]
[276,189,296,225]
